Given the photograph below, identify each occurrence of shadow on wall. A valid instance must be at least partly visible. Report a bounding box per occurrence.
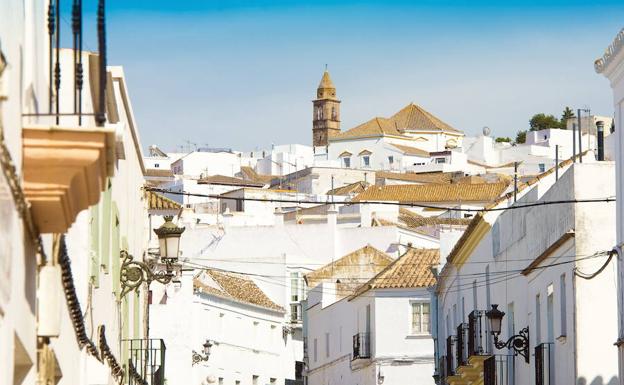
[577,376,619,385]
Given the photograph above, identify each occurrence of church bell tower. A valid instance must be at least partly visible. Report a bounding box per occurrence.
[312,70,341,147]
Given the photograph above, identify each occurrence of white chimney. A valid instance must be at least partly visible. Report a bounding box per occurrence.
[222,207,233,228]
[360,203,372,227]
[274,207,285,227]
[327,205,338,228]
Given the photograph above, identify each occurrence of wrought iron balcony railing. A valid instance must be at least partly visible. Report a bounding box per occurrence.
[25,0,108,126]
[535,343,554,385]
[352,332,371,360]
[468,310,492,356]
[456,323,469,368]
[446,335,456,375]
[124,338,166,385]
[484,354,513,385]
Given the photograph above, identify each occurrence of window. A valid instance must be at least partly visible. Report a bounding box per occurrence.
[535,294,541,344]
[343,157,351,168]
[547,284,554,342]
[411,302,431,334]
[325,332,330,357]
[560,274,567,337]
[435,158,446,164]
[362,155,370,168]
[270,379,276,384]
[218,378,224,385]
[314,338,318,362]
[388,155,394,164]
[290,304,301,322]
[331,106,337,120]
[235,199,244,212]
[154,163,160,168]
[252,375,258,385]
[539,163,545,173]
[472,280,478,311]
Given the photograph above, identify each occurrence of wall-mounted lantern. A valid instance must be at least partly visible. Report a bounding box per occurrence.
[486,304,530,363]
[192,340,213,365]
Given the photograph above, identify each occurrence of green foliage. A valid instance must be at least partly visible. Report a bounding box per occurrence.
[561,107,575,127]
[495,137,511,143]
[529,113,563,131]
[515,130,527,144]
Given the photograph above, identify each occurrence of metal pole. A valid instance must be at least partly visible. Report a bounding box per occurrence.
[555,145,559,180]
[331,175,334,204]
[513,162,518,203]
[577,109,583,163]
[572,122,577,162]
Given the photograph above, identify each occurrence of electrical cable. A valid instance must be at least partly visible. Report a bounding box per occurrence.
[574,249,616,280]
[146,187,615,213]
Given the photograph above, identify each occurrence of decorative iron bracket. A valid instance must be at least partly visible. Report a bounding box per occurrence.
[191,350,209,366]
[119,250,175,298]
[494,326,529,363]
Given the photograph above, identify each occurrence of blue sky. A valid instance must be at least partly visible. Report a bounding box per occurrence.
[83,1,623,151]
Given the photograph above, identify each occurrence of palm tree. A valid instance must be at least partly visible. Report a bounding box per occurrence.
[560,106,576,129]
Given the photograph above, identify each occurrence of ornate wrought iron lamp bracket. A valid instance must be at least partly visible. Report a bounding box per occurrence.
[191,340,213,366]
[493,327,530,363]
[119,250,174,298]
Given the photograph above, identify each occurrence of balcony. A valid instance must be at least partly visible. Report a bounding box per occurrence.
[483,355,513,385]
[20,0,113,234]
[535,343,553,385]
[125,339,166,385]
[352,332,371,360]
[22,125,115,233]
[443,311,495,385]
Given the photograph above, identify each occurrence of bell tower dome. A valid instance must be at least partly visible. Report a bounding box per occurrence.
[312,70,341,146]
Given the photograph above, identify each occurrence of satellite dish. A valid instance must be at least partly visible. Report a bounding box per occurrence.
[482,126,491,136]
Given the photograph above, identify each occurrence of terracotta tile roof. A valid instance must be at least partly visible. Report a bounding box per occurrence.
[239,166,276,185]
[389,143,430,157]
[145,190,181,210]
[333,117,403,139]
[194,270,284,312]
[399,208,473,227]
[467,159,517,169]
[283,204,330,221]
[444,152,587,268]
[144,169,174,178]
[304,245,393,292]
[376,171,453,184]
[352,182,509,203]
[326,181,370,196]
[332,103,462,141]
[198,174,264,187]
[352,248,439,297]
[390,103,461,133]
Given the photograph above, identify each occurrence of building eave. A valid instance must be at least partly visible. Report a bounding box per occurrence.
[521,231,575,275]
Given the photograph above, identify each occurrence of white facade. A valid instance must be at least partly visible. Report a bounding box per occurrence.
[254,144,315,176]
[596,27,624,385]
[150,271,295,385]
[172,151,254,178]
[435,162,617,385]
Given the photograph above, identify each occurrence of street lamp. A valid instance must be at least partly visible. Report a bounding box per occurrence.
[192,340,213,365]
[154,215,185,263]
[485,304,530,363]
[119,216,186,298]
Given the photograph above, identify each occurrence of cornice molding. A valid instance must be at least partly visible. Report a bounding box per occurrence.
[595,28,624,75]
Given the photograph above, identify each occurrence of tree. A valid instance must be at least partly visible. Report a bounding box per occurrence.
[560,106,575,129]
[515,130,527,144]
[495,137,511,143]
[529,113,562,131]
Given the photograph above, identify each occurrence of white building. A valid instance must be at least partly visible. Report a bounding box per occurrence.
[171,149,254,178]
[324,103,464,172]
[305,246,439,385]
[434,160,617,385]
[150,268,297,385]
[595,26,624,385]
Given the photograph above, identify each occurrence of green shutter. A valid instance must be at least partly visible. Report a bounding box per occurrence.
[90,204,100,288]
[100,180,112,273]
[111,202,121,298]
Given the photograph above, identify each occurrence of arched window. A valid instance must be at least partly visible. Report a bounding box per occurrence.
[331,106,337,120]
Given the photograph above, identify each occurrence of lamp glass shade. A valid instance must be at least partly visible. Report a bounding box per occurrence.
[154,216,185,260]
[486,304,505,335]
[203,340,212,355]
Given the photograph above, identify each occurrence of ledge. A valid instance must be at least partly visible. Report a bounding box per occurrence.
[22,125,115,233]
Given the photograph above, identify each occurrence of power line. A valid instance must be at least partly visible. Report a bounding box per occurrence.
[146,187,615,213]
